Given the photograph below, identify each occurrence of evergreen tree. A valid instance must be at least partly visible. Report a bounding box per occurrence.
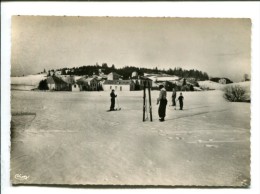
[183,78,187,86]
[102,63,108,68]
[38,79,49,90]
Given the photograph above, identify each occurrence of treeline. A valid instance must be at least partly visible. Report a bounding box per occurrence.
[166,67,209,81]
[49,63,209,81]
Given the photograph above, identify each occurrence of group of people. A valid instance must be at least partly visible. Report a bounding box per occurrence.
[157,85,184,122]
[109,85,184,122]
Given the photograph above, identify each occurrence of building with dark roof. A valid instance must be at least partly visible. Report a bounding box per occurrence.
[46,76,69,91]
[76,77,99,91]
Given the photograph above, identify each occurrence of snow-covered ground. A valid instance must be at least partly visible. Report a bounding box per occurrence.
[11,74,47,90]
[198,80,251,91]
[10,90,250,186]
[11,74,47,85]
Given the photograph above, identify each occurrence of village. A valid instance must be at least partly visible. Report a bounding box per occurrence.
[11,67,236,93]
[46,69,201,92]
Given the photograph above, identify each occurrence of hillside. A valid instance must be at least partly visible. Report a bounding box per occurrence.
[11,74,47,90]
[51,65,209,81]
[198,80,250,92]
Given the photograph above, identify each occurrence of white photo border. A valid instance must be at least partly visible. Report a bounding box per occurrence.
[1,2,260,194]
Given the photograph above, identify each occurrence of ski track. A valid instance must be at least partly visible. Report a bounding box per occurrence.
[166,109,229,121]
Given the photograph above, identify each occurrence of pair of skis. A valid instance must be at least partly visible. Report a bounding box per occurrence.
[107,98,121,112]
[143,80,153,122]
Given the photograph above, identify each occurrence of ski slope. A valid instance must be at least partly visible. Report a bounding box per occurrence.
[11,90,250,186]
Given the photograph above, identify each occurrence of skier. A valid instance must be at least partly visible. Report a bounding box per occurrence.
[110,89,117,111]
[178,92,184,110]
[172,87,177,109]
[157,85,167,122]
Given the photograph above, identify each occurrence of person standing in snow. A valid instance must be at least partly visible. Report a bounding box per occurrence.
[157,85,167,122]
[172,87,177,109]
[178,92,184,110]
[110,89,117,111]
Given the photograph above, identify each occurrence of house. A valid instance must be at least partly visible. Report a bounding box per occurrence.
[218,78,227,84]
[46,75,80,91]
[131,77,153,90]
[46,76,69,91]
[131,71,138,78]
[173,78,196,91]
[103,80,135,91]
[76,77,98,91]
[144,73,179,82]
[72,76,82,91]
[55,70,62,76]
[142,73,180,90]
[60,75,80,92]
[71,83,80,92]
[210,77,233,84]
[107,72,121,80]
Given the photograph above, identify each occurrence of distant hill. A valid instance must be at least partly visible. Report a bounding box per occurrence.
[11,74,47,86]
[46,64,209,81]
[11,74,47,91]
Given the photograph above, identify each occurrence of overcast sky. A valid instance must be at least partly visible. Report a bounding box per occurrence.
[11,16,251,81]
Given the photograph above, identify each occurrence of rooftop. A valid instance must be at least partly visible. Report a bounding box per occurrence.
[103,80,133,85]
[47,76,67,85]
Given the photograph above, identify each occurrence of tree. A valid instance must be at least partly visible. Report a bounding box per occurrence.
[61,69,66,75]
[102,63,108,68]
[223,85,248,102]
[154,67,158,73]
[244,74,250,81]
[38,79,49,90]
[182,78,187,86]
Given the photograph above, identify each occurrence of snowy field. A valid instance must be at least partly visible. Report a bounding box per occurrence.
[11,74,47,91]
[198,80,251,92]
[11,74,47,86]
[10,90,250,186]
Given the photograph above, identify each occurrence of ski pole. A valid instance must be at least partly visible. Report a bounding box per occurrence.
[117,97,121,110]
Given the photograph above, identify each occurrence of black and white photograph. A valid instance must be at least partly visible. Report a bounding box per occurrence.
[10,16,251,187]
